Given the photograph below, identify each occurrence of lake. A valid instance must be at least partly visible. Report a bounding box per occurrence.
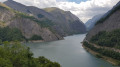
[26,34,119,67]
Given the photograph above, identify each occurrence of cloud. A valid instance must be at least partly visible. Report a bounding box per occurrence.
[1,0,120,23]
[0,0,7,2]
[56,0,120,22]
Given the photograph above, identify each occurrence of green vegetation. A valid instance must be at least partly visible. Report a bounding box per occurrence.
[15,12,35,19]
[0,21,7,27]
[15,12,54,28]
[96,4,120,25]
[0,27,25,42]
[95,54,102,58]
[0,5,7,9]
[44,7,58,12]
[0,3,14,12]
[0,3,11,10]
[0,27,45,41]
[0,41,60,67]
[30,35,43,40]
[90,29,120,48]
[83,42,120,63]
[37,14,44,18]
[34,19,54,28]
[0,3,54,28]
[44,7,65,13]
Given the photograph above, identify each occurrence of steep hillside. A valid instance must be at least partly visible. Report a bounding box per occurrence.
[84,1,120,65]
[85,14,103,31]
[0,2,63,42]
[85,1,120,41]
[4,0,86,36]
[44,7,86,35]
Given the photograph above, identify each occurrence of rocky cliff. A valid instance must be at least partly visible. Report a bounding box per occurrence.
[85,1,120,41]
[4,0,86,36]
[0,2,63,42]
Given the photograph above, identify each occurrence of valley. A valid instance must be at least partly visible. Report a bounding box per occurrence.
[0,0,120,67]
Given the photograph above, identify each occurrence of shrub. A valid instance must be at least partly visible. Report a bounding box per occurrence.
[0,27,25,42]
[30,35,43,40]
[0,41,60,67]
[90,29,120,48]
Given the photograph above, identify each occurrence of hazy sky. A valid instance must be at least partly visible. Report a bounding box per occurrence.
[1,0,120,23]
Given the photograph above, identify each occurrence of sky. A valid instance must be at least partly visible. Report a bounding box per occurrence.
[1,0,120,23]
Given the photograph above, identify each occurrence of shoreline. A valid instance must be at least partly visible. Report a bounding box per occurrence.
[82,44,120,66]
[28,40,44,43]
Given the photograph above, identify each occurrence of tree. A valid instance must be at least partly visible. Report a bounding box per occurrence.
[0,41,60,67]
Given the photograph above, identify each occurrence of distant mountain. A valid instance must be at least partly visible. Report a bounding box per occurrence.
[4,0,86,36]
[43,7,86,35]
[85,14,103,31]
[85,1,120,31]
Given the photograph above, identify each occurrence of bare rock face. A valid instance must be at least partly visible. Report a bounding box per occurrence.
[0,7,15,22]
[85,1,120,41]
[4,1,87,36]
[0,3,63,42]
[9,18,62,41]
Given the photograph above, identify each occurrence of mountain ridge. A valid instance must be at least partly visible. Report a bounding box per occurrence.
[85,1,120,41]
[4,0,86,37]
[0,2,63,42]
[85,14,103,31]
[83,1,120,65]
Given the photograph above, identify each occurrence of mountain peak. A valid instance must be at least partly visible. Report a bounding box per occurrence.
[4,0,86,35]
[43,7,64,12]
[116,1,120,5]
[7,0,13,1]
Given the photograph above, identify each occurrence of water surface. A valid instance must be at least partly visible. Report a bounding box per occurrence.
[26,34,119,67]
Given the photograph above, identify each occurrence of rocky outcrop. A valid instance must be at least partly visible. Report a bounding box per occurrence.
[4,0,86,36]
[85,1,120,41]
[0,3,63,42]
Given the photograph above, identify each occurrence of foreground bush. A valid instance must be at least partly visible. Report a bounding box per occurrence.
[0,41,60,67]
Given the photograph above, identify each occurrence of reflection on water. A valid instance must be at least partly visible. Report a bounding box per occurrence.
[26,34,119,67]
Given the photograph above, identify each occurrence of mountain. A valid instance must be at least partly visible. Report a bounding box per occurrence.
[85,14,103,31]
[4,0,86,36]
[83,1,120,65]
[0,2,63,42]
[43,7,86,35]
[85,1,120,40]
